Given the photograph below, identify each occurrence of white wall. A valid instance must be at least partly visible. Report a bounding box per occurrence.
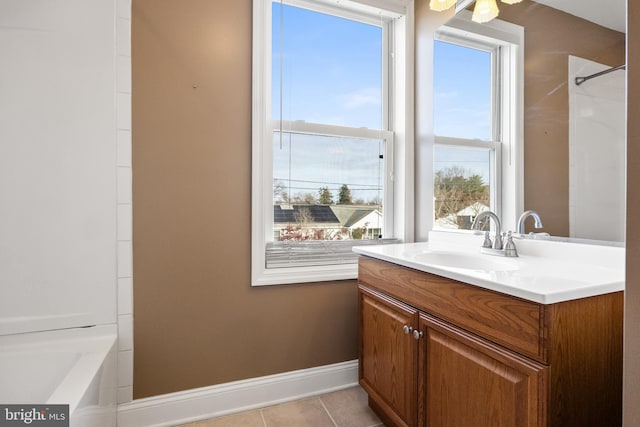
[569,55,626,242]
[0,0,119,335]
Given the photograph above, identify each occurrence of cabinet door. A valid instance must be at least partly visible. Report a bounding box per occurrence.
[359,285,419,427]
[419,313,547,427]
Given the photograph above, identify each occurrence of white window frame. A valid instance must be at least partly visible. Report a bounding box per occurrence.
[433,11,524,233]
[252,0,413,286]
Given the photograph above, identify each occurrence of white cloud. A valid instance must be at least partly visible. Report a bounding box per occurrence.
[340,87,381,109]
[435,90,459,100]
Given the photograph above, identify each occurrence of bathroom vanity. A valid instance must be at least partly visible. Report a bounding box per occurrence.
[354,232,624,427]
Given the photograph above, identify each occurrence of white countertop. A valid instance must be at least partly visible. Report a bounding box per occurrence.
[353,231,625,304]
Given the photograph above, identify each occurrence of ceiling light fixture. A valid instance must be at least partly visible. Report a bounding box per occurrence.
[472,0,500,23]
[429,0,523,24]
[429,0,457,12]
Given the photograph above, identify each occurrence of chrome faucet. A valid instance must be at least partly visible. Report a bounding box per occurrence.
[471,211,518,257]
[471,211,503,250]
[517,210,543,235]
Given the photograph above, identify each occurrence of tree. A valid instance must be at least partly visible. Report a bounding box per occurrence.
[318,186,333,204]
[338,184,353,205]
[294,206,314,226]
[292,192,317,204]
[273,180,289,204]
[368,195,382,207]
[434,166,489,228]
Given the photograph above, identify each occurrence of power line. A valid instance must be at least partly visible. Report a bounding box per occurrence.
[277,186,382,192]
[274,178,381,188]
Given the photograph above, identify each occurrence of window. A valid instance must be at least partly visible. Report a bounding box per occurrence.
[252,0,411,285]
[432,12,523,233]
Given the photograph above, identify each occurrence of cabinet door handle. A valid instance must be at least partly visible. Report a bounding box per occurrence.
[403,325,413,335]
[413,330,423,340]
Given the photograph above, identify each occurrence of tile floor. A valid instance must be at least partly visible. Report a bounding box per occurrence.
[176,386,383,427]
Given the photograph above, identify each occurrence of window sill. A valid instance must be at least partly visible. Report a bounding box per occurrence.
[251,263,358,286]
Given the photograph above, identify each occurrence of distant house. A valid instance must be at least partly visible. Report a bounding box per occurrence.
[434,202,489,230]
[456,202,489,229]
[273,204,383,240]
[273,205,342,240]
[273,204,340,224]
[330,205,382,239]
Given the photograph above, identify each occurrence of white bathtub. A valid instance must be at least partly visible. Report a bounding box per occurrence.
[0,324,117,427]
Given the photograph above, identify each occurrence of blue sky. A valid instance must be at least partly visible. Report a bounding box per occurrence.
[433,40,491,140]
[433,39,492,182]
[271,3,491,203]
[273,133,383,203]
[272,2,382,129]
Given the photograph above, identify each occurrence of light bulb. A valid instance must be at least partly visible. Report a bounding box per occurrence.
[472,0,499,23]
[501,0,523,4]
[429,0,457,12]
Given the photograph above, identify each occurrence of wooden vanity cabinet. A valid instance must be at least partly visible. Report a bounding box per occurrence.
[359,287,419,427]
[357,257,623,427]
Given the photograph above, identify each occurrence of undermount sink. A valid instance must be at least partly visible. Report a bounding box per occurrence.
[413,251,519,272]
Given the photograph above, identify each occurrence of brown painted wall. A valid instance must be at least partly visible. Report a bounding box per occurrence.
[625,1,640,424]
[498,1,625,236]
[132,0,358,399]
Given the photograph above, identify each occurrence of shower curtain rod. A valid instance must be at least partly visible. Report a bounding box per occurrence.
[575,64,626,86]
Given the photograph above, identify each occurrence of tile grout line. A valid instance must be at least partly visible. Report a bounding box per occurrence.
[318,397,339,427]
[259,408,268,427]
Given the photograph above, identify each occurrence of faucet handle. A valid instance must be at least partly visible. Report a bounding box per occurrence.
[482,231,492,248]
[503,231,518,257]
[493,232,504,250]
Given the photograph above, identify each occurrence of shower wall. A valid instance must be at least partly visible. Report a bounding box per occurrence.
[0,0,117,335]
[568,55,626,242]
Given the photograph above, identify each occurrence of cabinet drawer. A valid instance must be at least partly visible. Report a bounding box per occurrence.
[358,257,547,362]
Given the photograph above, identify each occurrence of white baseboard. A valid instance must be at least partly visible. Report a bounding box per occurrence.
[116,360,359,427]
